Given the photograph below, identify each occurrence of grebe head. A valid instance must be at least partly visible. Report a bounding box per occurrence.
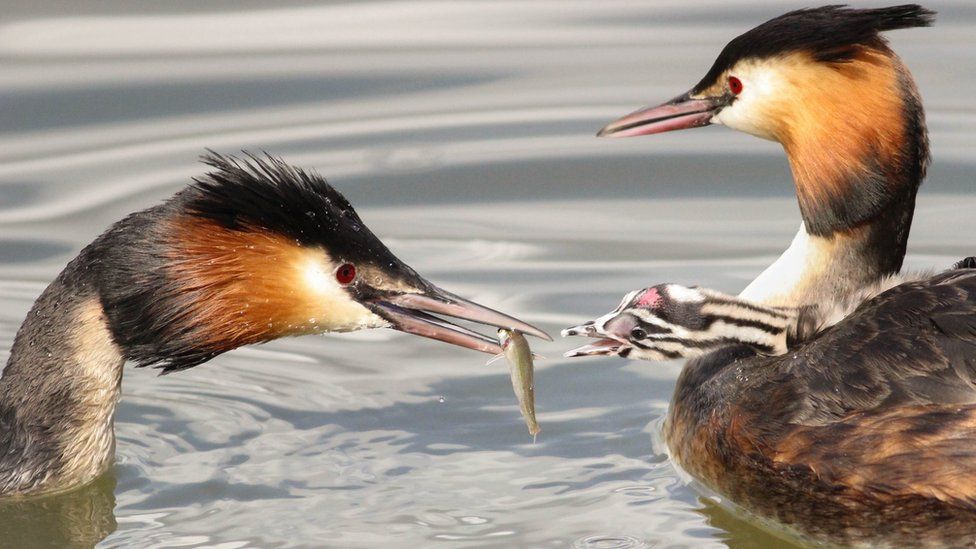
[561,284,792,360]
[97,152,548,372]
[598,4,933,235]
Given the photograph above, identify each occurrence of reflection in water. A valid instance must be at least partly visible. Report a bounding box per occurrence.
[696,497,801,549]
[0,473,116,549]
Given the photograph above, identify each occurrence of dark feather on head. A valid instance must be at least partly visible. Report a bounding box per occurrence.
[187,151,388,258]
[693,4,935,93]
[92,151,420,373]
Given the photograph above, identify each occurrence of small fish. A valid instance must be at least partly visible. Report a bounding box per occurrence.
[494,329,541,440]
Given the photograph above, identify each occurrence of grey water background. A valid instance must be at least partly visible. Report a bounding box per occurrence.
[0,1,973,547]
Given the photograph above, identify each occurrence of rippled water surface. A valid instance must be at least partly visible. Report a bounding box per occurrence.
[1,1,975,547]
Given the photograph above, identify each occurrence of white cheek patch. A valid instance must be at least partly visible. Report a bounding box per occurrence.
[713,61,784,141]
[303,260,336,295]
[300,256,387,332]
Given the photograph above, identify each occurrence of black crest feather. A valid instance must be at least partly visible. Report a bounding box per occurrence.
[693,4,935,93]
[189,150,358,246]
[184,150,404,271]
[93,151,413,373]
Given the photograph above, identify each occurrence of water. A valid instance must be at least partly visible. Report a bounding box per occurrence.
[0,1,973,547]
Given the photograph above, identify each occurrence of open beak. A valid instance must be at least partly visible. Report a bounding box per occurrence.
[561,324,629,358]
[368,285,551,355]
[597,92,729,138]
[563,339,623,358]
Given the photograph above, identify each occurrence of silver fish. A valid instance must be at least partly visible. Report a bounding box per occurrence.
[496,329,540,440]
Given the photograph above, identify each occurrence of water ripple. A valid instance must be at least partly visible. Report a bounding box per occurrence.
[0,1,971,548]
[573,534,651,549]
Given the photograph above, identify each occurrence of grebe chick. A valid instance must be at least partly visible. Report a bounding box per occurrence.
[562,284,796,360]
[594,4,976,545]
[0,152,548,497]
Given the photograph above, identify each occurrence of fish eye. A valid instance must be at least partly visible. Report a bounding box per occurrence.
[728,76,743,95]
[630,327,647,340]
[335,263,357,285]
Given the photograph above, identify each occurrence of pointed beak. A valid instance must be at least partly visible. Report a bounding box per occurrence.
[368,285,551,355]
[563,339,623,358]
[561,322,629,358]
[597,92,729,138]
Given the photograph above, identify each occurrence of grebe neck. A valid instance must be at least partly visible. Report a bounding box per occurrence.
[742,53,928,308]
[740,197,916,307]
[0,248,123,496]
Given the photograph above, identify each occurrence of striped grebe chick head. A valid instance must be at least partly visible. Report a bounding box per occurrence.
[562,284,795,361]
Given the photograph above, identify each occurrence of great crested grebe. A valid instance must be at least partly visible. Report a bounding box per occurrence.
[585,4,976,545]
[0,152,548,497]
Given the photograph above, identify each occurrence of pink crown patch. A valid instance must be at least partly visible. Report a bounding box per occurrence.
[636,287,662,308]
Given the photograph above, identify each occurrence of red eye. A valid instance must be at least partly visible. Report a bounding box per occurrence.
[335,263,356,285]
[728,76,743,95]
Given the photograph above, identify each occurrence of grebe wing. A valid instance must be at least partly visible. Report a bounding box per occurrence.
[770,403,976,509]
[781,269,976,425]
[733,270,976,508]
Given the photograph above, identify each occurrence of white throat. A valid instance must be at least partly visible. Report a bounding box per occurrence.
[739,224,822,307]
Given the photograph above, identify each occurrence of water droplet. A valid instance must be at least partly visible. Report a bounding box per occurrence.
[437,396,446,403]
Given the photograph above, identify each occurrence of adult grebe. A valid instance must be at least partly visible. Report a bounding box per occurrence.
[600,4,931,309]
[591,4,976,545]
[0,152,547,497]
